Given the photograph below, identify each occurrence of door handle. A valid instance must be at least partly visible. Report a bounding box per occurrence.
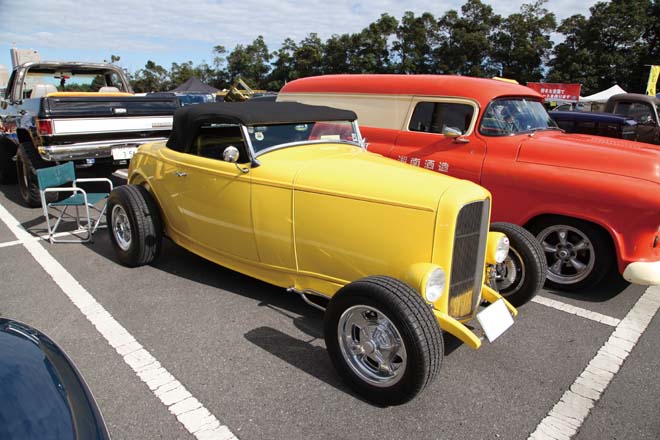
[174,171,187,177]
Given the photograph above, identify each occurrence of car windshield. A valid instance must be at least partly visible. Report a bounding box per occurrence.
[247,121,361,154]
[480,98,558,136]
[23,68,127,98]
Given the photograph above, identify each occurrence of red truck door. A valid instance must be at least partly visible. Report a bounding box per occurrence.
[390,98,486,183]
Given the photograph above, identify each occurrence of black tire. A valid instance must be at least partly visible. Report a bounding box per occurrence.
[489,222,546,307]
[0,141,18,184]
[528,216,615,291]
[16,142,54,207]
[106,185,162,267]
[324,275,443,405]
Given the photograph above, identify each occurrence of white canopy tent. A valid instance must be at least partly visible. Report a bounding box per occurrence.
[580,84,627,103]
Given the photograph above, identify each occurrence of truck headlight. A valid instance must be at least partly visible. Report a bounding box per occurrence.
[424,268,446,302]
[495,235,510,263]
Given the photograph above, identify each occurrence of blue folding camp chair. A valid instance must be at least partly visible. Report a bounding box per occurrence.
[36,162,113,243]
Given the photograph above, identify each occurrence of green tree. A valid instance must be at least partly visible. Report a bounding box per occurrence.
[545,14,600,92]
[169,61,195,87]
[547,0,655,94]
[130,60,170,92]
[227,36,271,89]
[210,45,231,88]
[322,33,361,74]
[291,33,325,79]
[354,13,399,73]
[437,0,501,77]
[491,0,556,83]
[392,11,439,74]
[267,38,298,90]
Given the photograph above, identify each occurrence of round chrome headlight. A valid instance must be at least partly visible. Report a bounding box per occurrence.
[495,235,510,263]
[425,268,446,302]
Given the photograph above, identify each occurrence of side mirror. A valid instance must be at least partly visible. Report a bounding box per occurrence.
[223,146,239,163]
[0,98,7,110]
[442,126,470,144]
[223,145,249,174]
[442,126,462,138]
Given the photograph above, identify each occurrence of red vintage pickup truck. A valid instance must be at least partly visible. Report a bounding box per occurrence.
[279,75,660,292]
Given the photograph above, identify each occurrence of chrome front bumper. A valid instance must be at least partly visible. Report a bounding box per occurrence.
[38,137,168,161]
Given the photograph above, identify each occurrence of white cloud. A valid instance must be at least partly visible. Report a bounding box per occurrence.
[0,0,601,70]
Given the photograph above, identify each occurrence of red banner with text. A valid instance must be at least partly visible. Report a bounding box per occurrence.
[527,82,582,102]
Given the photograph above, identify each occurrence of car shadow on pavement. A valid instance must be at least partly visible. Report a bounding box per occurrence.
[243,326,356,395]
[81,231,467,402]
[543,272,631,303]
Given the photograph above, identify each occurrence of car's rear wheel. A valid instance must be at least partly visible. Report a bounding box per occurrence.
[16,142,53,207]
[324,275,443,405]
[107,185,162,267]
[529,217,615,291]
[489,222,546,307]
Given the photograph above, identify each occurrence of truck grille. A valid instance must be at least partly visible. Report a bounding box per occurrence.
[448,199,489,320]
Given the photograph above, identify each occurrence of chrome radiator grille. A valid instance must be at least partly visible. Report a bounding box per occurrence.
[448,199,490,320]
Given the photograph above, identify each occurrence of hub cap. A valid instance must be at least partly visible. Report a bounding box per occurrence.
[337,305,407,387]
[111,205,132,251]
[537,225,594,285]
[494,247,524,294]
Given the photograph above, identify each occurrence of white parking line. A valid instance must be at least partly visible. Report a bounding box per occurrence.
[532,296,621,327]
[0,239,22,248]
[529,286,660,440]
[0,202,238,440]
[0,230,101,246]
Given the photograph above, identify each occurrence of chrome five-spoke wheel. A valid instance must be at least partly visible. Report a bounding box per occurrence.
[537,224,594,285]
[338,305,407,387]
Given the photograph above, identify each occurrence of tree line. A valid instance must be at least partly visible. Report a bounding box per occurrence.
[126,0,660,96]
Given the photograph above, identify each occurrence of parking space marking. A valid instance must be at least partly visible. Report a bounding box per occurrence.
[532,295,621,327]
[0,231,101,247]
[0,239,22,248]
[529,286,660,440]
[0,202,239,440]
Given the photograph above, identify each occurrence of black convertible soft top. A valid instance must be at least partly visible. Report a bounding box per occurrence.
[166,101,357,151]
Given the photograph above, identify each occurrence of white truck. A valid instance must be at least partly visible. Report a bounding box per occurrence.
[0,60,177,206]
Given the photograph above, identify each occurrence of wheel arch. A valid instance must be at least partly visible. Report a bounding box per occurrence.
[523,213,621,271]
[16,129,35,146]
[127,173,168,236]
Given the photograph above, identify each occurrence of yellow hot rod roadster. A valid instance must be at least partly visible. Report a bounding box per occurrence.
[107,101,517,405]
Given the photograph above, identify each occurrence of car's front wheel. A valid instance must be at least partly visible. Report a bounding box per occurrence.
[324,276,443,405]
[489,222,546,307]
[107,185,162,267]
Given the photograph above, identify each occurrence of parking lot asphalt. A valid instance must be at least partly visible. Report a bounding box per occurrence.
[0,181,658,440]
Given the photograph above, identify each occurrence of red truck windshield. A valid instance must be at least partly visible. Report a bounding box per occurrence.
[480,98,558,136]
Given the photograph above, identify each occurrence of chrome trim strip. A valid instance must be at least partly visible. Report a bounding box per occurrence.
[254,139,362,158]
[471,198,490,314]
[39,137,167,161]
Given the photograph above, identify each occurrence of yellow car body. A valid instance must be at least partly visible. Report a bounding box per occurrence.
[109,101,516,404]
[129,137,514,350]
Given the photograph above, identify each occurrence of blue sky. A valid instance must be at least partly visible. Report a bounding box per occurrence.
[0,0,600,75]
